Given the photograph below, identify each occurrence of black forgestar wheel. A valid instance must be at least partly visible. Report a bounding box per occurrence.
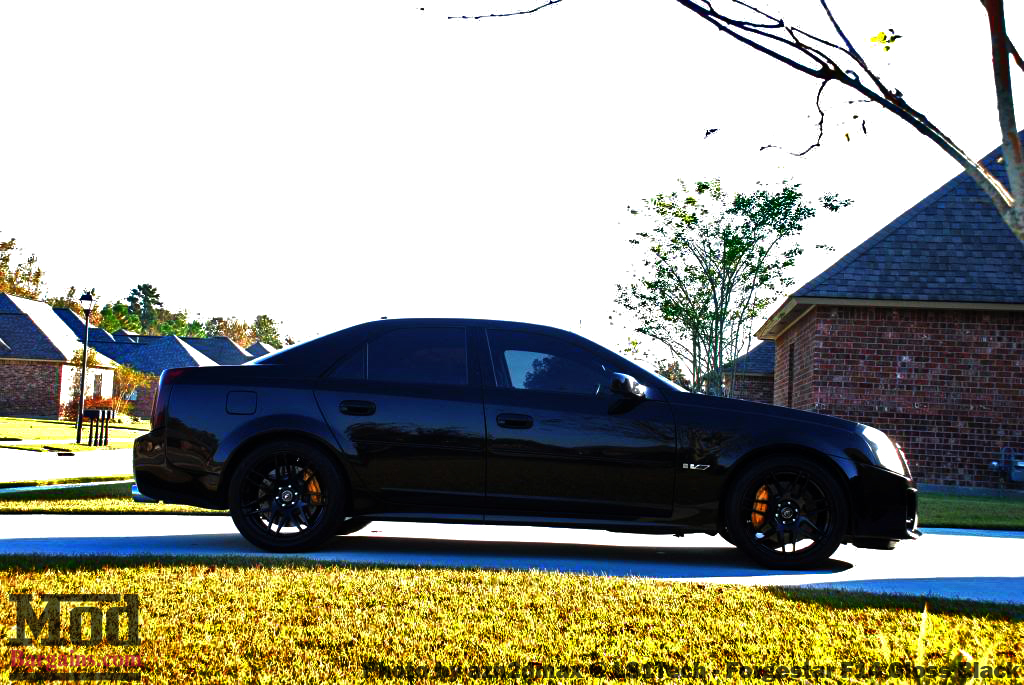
[725,456,848,569]
[228,440,344,552]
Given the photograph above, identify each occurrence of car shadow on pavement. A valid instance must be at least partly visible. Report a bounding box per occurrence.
[0,532,853,579]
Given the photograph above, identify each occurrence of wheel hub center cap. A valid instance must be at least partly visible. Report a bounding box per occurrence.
[776,501,798,521]
[280,489,295,503]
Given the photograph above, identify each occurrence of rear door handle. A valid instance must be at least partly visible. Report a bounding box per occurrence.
[340,400,376,416]
[496,413,533,429]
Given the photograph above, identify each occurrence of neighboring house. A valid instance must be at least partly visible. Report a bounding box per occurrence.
[755,140,1024,489]
[180,336,253,365]
[721,341,775,404]
[53,308,117,343]
[0,294,116,418]
[113,329,139,343]
[247,341,278,358]
[94,336,217,415]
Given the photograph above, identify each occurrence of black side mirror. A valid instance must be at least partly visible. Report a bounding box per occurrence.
[610,372,646,398]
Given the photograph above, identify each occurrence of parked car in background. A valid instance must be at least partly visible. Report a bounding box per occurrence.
[133,318,919,568]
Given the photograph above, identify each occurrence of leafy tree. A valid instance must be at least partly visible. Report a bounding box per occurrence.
[99,302,143,334]
[203,317,227,338]
[615,179,847,396]
[47,286,102,325]
[127,284,163,332]
[204,316,253,346]
[455,0,1024,245]
[112,364,157,416]
[251,314,282,347]
[0,233,44,299]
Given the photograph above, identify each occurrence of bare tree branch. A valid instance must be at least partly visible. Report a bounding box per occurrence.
[448,0,563,20]
[673,0,1019,231]
[760,80,828,156]
[984,0,1024,229]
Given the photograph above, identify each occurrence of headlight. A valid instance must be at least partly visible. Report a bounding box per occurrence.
[861,425,908,475]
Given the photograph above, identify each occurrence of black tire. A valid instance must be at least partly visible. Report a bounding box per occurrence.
[724,455,848,569]
[336,518,371,535]
[228,440,345,552]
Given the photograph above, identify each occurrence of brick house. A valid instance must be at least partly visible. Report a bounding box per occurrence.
[722,341,775,404]
[754,142,1024,489]
[0,294,116,418]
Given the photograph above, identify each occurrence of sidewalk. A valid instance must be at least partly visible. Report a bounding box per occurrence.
[0,447,133,481]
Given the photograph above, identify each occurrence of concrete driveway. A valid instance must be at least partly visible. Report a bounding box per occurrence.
[0,515,1020,604]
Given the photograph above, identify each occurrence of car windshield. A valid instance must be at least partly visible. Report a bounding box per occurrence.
[628,357,689,393]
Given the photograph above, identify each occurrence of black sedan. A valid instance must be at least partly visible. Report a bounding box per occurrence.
[133,318,919,568]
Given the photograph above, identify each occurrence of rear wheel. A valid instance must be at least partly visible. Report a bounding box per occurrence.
[228,440,345,552]
[724,456,848,569]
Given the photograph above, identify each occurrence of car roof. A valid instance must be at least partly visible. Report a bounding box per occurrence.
[252,317,616,372]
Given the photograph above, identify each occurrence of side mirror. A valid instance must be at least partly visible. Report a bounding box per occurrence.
[610,372,646,398]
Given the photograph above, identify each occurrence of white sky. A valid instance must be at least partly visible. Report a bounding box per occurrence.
[1,0,1020,355]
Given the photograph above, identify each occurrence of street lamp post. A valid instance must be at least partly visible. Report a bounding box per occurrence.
[75,291,96,444]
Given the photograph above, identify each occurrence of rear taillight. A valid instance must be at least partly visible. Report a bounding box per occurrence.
[151,368,186,430]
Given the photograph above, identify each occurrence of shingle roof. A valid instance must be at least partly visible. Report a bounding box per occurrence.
[179,336,253,365]
[794,137,1024,303]
[113,329,139,343]
[94,336,216,374]
[0,294,90,362]
[246,341,278,358]
[724,341,775,375]
[52,308,116,343]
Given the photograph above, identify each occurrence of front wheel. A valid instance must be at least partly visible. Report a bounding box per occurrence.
[724,456,848,569]
[228,440,345,552]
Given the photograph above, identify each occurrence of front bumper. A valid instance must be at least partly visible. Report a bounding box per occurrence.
[847,462,920,543]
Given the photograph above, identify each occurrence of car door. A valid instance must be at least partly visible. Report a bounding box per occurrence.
[482,327,677,519]
[314,325,486,515]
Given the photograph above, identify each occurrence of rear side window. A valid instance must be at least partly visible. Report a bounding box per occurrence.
[367,327,468,386]
[330,346,366,380]
[488,329,608,395]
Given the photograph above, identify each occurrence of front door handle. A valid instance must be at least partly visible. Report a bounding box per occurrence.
[340,400,376,416]
[496,413,533,429]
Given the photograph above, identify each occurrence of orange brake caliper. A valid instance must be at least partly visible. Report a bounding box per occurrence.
[751,485,770,527]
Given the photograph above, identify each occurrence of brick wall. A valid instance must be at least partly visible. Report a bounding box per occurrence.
[775,305,1024,488]
[0,359,62,417]
[773,310,817,411]
[727,373,774,404]
[131,378,157,421]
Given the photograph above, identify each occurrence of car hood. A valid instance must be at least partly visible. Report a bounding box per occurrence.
[663,388,865,433]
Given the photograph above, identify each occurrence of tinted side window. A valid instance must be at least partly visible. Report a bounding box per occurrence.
[368,327,468,386]
[488,329,608,395]
[330,345,366,380]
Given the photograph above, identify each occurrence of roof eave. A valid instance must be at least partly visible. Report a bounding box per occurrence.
[757,296,1024,340]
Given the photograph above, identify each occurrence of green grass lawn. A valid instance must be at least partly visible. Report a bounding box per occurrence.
[1,558,1020,684]
[0,416,148,441]
[0,477,225,513]
[918,492,1024,531]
